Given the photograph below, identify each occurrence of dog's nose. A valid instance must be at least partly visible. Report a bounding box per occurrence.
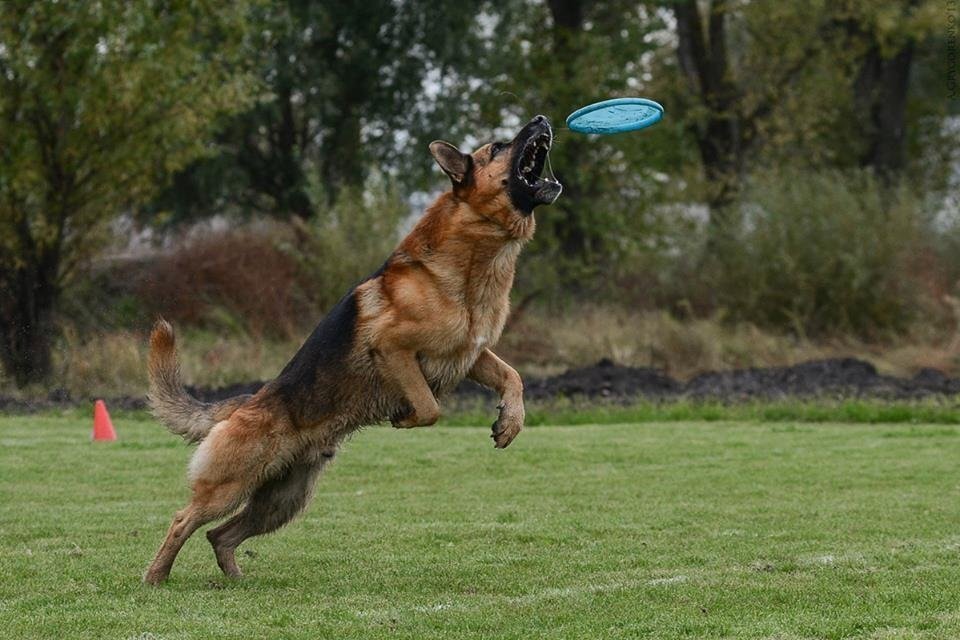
[532,114,549,125]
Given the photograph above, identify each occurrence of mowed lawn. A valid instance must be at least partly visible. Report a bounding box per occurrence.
[3,414,960,639]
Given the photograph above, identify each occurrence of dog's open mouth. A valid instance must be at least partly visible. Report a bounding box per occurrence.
[518,132,552,187]
[509,116,562,212]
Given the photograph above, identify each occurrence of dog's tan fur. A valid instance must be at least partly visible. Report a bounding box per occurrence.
[143,116,560,584]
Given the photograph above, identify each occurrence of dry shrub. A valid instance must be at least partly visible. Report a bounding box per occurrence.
[172,331,299,388]
[136,225,312,338]
[708,169,924,337]
[283,185,406,311]
[19,302,960,399]
[53,327,303,399]
[56,328,147,398]
[602,169,959,340]
[499,307,826,378]
[498,305,960,379]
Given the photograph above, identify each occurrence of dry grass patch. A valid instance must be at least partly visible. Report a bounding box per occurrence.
[3,305,958,399]
[499,306,960,380]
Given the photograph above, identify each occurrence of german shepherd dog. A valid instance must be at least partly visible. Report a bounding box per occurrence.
[143,115,561,584]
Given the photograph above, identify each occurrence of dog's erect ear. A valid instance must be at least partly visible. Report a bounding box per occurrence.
[429,141,472,185]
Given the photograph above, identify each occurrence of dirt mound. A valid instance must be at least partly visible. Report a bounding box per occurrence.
[2,357,958,414]
[463,357,960,403]
[524,358,681,400]
[682,358,948,400]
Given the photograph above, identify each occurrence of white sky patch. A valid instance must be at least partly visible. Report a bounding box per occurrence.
[476,10,499,40]
[421,66,443,102]
[650,7,678,47]
[486,110,524,142]
[933,116,960,231]
[359,122,378,144]
[392,128,411,149]
[402,190,440,234]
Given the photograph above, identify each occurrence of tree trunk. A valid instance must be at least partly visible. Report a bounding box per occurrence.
[674,0,742,230]
[234,86,314,219]
[854,41,915,179]
[0,262,58,387]
[545,0,593,259]
[547,0,583,33]
[275,85,314,217]
[319,104,364,205]
[697,117,740,224]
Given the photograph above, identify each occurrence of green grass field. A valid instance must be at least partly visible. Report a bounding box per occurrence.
[3,413,960,639]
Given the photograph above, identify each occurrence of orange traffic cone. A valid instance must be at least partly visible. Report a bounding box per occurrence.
[93,399,117,441]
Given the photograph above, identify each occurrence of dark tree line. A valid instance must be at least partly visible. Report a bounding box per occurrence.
[151,0,485,222]
[0,0,950,386]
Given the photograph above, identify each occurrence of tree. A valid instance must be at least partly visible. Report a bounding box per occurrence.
[0,0,256,386]
[152,0,484,222]
[471,1,671,278]
[666,0,942,216]
[835,0,940,179]
[669,0,836,223]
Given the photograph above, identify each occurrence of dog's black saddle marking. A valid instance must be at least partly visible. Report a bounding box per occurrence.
[269,261,389,421]
[274,290,358,395]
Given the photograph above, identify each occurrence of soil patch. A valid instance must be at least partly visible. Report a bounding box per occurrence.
[4,357,958,414]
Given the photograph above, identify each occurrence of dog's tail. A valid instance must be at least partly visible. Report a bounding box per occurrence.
[148,319,249,444]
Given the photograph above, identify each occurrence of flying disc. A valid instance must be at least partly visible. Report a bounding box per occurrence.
[566,98,664,135]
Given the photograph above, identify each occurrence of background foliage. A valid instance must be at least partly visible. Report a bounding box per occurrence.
[0,0,256,385]
[1,0,959,388]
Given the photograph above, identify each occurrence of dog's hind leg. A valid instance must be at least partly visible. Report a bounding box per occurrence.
[206,449,334,577]
[144,410,290,584]
[143,478,247,585]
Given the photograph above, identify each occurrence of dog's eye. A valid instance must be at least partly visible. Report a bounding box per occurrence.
[490,142,506,158]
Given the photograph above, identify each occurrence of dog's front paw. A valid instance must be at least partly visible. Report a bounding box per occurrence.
[491,402,524,449]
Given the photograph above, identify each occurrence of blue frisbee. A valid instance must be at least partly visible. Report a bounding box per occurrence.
[566,97,664,135]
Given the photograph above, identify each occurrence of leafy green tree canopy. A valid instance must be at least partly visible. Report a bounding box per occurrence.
[0,0,257,386]
[152,0,486,223]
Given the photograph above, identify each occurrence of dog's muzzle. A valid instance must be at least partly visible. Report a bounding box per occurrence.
[509,115,562,211]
